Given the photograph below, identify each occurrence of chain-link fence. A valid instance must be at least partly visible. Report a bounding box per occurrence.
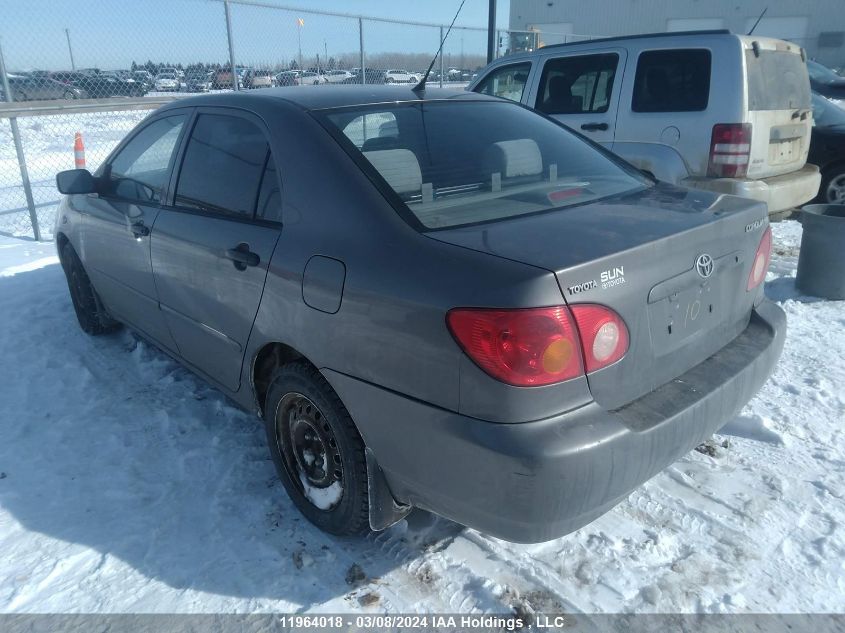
[0,0,599,240]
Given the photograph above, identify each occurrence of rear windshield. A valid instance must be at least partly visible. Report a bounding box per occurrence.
[321,101,647,230]
[746,50,811,111]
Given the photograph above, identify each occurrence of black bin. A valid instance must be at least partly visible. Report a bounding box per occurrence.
[796,204,845,300]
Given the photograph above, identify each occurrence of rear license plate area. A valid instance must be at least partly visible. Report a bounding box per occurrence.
[648,283,721,356]
[768,138,800,165]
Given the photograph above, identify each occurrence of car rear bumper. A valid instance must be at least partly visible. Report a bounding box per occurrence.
[323,300,786,543]
[683,164,820,213]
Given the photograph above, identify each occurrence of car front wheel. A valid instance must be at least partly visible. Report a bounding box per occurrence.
[264,362,370,536]
[60,242,120,335]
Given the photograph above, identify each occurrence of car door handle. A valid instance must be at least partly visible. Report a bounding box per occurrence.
[225,244,260,270]
[580,122,609,131]
[130,222,150,238]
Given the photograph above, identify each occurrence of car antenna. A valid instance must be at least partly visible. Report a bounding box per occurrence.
[412,0,467,95]
[747,7,768,35]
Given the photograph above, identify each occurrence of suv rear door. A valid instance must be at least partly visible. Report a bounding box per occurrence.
[743,38,812,178]
[150,108,282,391]
[531,49,627,146]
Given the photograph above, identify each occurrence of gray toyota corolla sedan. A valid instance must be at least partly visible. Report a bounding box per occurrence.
[54,86,785,543]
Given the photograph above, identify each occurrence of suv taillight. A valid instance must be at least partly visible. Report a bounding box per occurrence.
[446,305,628,387]
[708,123,752,178]
[747,225,772,291]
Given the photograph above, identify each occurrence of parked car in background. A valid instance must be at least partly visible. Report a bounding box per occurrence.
[298,71,326,85]
[131,70,154,92]
[384,69,419,83]
[154,73,180,92]
[101,71,147,96]
[809,92,845,203]
[54,86,784,543]
[244,69,275,89]
[50,70,141,98]
[325,69,353,83]
[184,71,212,93]
[807,60,845,100]
[275,70,300,86]
[211,68,241,90]
[340,69,387,84]
[470,30,820,215]
[1,73,84,101]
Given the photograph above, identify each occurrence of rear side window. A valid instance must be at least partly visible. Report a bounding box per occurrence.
[175,114,269,218]
[632,49,711,113]
[746,50,810,111]
[475,63,532,102]
[104,114,186,203]
[535,54,618,115]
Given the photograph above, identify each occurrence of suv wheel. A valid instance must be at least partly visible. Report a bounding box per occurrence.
[264,362,370,536]
[60,242,120,335]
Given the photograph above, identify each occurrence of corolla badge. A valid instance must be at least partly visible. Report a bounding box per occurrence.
[696,253,715,279]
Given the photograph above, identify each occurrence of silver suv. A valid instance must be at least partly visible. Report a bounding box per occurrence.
[470,30,820,214]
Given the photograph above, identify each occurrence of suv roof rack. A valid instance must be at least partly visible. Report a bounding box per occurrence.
[539,29,731,50]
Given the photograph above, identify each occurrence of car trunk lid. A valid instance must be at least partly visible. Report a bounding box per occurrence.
[743,38,812,179]
[428,184,769,409]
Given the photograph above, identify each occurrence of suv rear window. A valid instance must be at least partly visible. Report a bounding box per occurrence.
[746,50,810,111]
[632,49,711,112]
[321,101,647,230]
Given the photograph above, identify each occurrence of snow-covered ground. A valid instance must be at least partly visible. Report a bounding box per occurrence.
[0,220,843,614]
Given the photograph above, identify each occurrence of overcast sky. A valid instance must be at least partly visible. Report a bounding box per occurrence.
[1,0,510,70]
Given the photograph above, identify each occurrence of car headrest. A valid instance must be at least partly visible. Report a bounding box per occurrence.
[363,148,422,195]
[485,139,543,179]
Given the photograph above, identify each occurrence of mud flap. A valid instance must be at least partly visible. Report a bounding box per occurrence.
[366,447,411,531]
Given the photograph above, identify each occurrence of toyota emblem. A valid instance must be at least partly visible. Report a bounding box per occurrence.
[696,253,714,279]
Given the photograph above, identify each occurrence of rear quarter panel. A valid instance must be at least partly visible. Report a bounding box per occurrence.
[240,102,584,421]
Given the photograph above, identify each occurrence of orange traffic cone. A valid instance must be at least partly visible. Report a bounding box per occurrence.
[74,132,85,169]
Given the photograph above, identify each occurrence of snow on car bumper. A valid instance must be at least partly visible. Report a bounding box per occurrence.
[323,300,786,543]
[683,164,821,214]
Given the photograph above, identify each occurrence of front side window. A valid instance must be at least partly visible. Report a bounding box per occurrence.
[632,49,711,113]
[104,114,186,203]
[322,100,648,230]
[474,63,531,102]
[535,54,618,115]
[175,114,269,218]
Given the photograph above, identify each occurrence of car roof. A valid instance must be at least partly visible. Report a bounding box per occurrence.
[158,85,500,112]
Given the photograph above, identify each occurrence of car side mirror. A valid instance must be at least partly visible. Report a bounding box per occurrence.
[56,169,97,195]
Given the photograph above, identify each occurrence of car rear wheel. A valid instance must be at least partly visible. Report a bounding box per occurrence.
[60,242,120,336]
[63,90,78,100]
[264,362,370,536]
[821,166,845,203]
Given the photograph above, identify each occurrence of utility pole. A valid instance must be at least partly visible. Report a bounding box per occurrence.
[65,28,76,70]
[297,18,303,72]
[486,0,495,63]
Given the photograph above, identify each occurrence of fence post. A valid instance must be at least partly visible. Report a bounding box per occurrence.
[0,38,40,241]
[224,0,239,91]
[438,26,444,87]
[359,17,365,85]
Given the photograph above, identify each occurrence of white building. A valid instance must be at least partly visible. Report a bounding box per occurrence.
[509,0,845,65]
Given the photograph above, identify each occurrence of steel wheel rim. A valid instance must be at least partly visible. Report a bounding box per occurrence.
[826,173,845,203]
[274,392,344,511]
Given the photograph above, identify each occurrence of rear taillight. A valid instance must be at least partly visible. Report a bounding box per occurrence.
[569,304,630,373]
[708,123,752,178]
[446,304,628,387]
[747,225,772,291]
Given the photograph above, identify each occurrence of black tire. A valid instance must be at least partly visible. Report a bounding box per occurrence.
[63,90,78,100]
[818,164,845,204]
[60,242,120,336]
[264,362,370,536]
[14,91,27,102]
